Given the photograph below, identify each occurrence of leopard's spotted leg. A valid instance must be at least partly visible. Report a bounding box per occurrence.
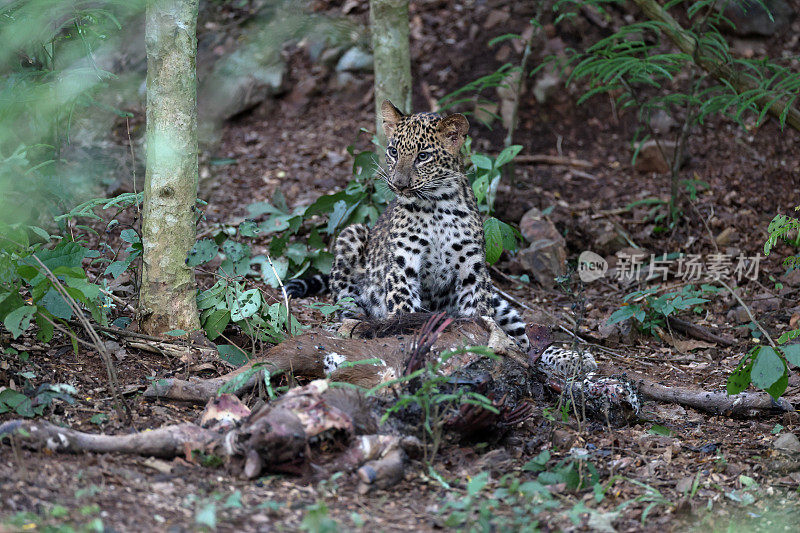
[453,241,494,317]
[330,224,370,317]
[492,293,530,350]
[384,241,424,316]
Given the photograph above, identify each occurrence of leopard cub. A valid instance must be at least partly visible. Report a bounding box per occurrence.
[324,100,529,349]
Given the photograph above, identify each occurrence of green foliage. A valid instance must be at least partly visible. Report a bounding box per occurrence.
[0,225,108,346]
[368,345,499,461]
[0,1,143,224]
[0,378,76,418]
[607,284,718,337]
[557,0,800,225]
[241,147,388,282]
[728,204,800,400]
[441,450,675,531]
[300,501,340,533]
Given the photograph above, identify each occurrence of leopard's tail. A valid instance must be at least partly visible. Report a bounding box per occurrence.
[285,274,329,298]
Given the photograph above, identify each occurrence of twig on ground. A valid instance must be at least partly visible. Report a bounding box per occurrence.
[665,316,735,347]
[30,255,131,423]
[514,154,593,168]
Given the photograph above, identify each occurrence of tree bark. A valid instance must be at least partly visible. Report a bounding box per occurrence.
[632,0,800,133]
[369,0,412,143]
[140,0,201,334]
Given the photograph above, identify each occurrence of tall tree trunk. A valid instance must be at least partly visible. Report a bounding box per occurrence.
[140,0,201,335]
[369,0,412,144]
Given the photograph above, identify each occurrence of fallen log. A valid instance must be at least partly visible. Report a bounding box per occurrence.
[144,316,522,403]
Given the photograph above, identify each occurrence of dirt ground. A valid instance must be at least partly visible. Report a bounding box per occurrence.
[3,1,800,531]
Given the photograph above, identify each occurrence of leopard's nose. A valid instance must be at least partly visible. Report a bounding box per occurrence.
[392,171,412,189]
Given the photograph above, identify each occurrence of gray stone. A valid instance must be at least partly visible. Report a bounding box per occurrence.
[335,47,373,72]
[518,208,567,288]
[533,72,561,104]
[774,432,800,453]
[634,139,679,174]
[722,0,795,37]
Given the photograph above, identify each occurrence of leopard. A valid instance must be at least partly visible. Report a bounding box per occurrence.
[288,100,529,350]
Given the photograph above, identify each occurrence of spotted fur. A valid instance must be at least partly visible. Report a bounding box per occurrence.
[329,101,529,349]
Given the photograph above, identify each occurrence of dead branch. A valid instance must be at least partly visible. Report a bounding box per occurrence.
[513,154,593,168]
[638,380,793,417]
[0,420,216,457]
[665,316,736,347]
[632,0,800,132]
[600,365,795,417]
[143,318,506,403]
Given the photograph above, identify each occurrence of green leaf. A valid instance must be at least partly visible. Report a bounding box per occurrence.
[197,280,227,310]
[467,471,489,496]
[751,346,784,390]
[119,229,140,243]
[217,344,249,367]
[202,309,230,341]
[104,258,133,278]
[35,311,54,342]
[164,329,187,337]
[312,251,334,275]
[483,217,503,264]
[648,425,674,436]
[23,242,88,285]
[326,200,360,234]
[608,305,636,325]
[0,292,25,322]
[230,289,261,321]
[471,153,493,170]
[246,201,285,218]
[4,305,36,339]
[187,239,219,266]
[195,503,217,530]
[258,214,293,235]
[238,220,260,237]
[495,144,522,168]
[304,191,348,217]
[780,344,800,367]
[727,354,753,395]
[40,288,72,320]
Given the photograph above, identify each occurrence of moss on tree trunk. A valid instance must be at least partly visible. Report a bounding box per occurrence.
[140,0,201,335]
[370,0,412,143]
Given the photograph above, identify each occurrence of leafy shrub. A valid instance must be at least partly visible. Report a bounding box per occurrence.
[607,284,719,337]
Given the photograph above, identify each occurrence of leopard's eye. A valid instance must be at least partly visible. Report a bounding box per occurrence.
[417,151,430,162]
[388,146,398,158]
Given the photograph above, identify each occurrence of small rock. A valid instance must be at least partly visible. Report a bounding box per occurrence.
[715,227,739,246]
[552,429,576,450]
[675,476,694,493]
[634,139,681,174]
[774,432,800,453]
[752,294,781,313]
[649,109,677,133]
[335,47,373,72]
[722,0,795,37]
[533,72,561,104]
[781,268,800,287]
[727,305,751,324]
[518,208,567,288]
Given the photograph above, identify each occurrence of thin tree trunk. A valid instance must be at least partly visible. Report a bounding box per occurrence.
[140,0,201,335]
[632,0,800,133]
[370,0,412,143]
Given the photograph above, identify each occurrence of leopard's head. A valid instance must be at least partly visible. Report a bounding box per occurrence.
[380,100,469,195]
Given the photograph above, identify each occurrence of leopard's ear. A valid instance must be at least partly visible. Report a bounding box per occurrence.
[436,113,469,154]
[381,100,404,139]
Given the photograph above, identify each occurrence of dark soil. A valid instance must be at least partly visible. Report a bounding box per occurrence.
[3,1,800,531]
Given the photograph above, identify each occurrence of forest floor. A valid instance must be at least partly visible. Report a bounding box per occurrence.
[3,1,800,532]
